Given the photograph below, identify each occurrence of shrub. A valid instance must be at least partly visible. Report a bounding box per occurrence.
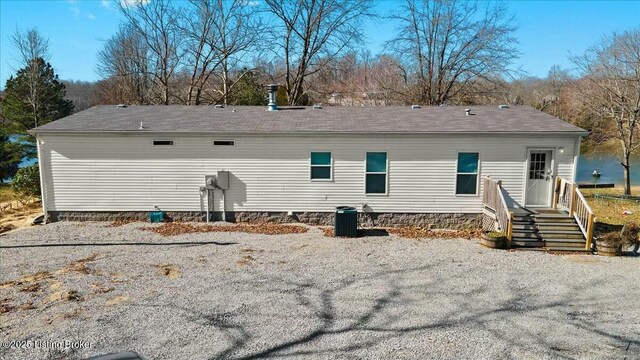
[599,232,623,247]
[620,221,640,247]
[11,164,41,198]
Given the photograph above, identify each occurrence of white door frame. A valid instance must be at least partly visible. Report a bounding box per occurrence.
[523,147,556,208]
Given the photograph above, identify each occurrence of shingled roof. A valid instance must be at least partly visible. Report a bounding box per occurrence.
[30,105,587,135]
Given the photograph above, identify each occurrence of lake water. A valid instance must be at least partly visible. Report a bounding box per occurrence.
[576,154,640,185]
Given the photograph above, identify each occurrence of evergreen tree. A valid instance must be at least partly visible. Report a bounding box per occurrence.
[0,134,23,183]
[229,71,267,106]
[1,57,74,156]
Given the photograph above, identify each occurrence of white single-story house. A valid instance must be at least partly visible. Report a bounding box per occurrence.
[30,99,587,229]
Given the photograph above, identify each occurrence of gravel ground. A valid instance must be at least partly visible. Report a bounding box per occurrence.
[0,221,639,360]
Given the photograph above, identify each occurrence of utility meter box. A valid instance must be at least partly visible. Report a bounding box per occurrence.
[204,175,217,190]
[217,171,230,190]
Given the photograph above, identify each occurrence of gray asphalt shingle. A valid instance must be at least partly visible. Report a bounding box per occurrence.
[30,105,587,134]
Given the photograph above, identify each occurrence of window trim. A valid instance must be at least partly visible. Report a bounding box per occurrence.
[152,140,175,146]
[455,151,480,196]
[309,151,333,182]
[364,151,389,196]
[213,140,235,147]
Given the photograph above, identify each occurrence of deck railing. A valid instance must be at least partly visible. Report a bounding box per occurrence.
[483,177,513,245]
[552,177,595,250]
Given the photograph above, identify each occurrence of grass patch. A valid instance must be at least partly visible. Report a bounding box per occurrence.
[581,186,640,225]
[0,184,17,203]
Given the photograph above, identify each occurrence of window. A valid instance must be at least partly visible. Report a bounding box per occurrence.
[153,140,174,146]
[366,152,387,194]
[456,152,479,195]
[214,140,235,146]
[310,152,332,180]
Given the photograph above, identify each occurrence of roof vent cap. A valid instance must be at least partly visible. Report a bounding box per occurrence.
[313,104,323,109]
[117,104,127,108]
[465,108,471,116]
[138,122,145,130]
[411,104,421,109]
[499,104,509,109]
[215,104,224,108]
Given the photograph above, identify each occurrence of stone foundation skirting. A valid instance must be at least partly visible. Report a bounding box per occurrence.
[47,211,482,230]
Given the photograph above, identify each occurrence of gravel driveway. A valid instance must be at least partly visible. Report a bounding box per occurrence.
[1,222,638,360]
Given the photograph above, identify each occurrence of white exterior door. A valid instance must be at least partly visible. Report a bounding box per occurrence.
[526,150,553,207]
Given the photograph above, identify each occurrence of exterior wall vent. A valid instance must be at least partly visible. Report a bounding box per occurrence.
[411,105,421,109]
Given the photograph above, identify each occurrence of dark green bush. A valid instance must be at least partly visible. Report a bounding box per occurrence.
[11,164,41,198]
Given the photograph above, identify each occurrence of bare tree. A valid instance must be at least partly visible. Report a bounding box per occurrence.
[388,0,518,105]
[97,25,151,104]
[11,27,50,68]
[572,29,640,196]
[181,0,262,105]
[119,0,183,105]
[266,0,373,106]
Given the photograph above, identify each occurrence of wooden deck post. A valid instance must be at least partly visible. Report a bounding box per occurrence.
[585,213,595,250]
[569,184,576,217]
[552,177,560,209]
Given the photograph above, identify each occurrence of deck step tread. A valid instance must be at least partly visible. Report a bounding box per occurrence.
[512,221,578,226]
[544,238,586,244]
[544,247,592,252]
[512,229,584,234]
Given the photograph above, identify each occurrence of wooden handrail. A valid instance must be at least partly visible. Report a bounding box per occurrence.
[482,176,513,246]
[553,177,595,250]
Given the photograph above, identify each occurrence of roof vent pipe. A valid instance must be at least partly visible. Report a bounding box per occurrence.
[465,108,471,116]
[267,84,279,111]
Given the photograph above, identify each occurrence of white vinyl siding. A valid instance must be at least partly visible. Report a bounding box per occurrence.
[37,133,579,214]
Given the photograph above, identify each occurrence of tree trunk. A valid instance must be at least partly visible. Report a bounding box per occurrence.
[623,159,631,196]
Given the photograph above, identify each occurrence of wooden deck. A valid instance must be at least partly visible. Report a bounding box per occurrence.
[483,175,594,252]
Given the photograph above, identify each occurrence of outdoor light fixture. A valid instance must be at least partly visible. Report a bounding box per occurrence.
[559,147,565,154]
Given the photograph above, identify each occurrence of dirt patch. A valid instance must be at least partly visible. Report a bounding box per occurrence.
[0,201,43,233]
[563,255,600,263]
[105,295,129,306]
[387,227,481,239]
[57,254,98,275]
[0,297,14,314]
[240,247,263,253]
[91,283,115,294]
[140,222,309,236]
[46,289,83,303]
[155,264,180,279]
[106,219,139,227]
[236,255,256,267]
[19,283,42,293]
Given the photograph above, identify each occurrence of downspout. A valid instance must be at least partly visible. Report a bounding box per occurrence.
[35,135,48,223]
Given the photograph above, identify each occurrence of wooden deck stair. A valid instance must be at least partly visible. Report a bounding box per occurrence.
[511,213,589,251]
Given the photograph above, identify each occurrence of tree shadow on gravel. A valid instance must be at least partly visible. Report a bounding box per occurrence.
[0,241,238,249]
[191,266,640,360]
